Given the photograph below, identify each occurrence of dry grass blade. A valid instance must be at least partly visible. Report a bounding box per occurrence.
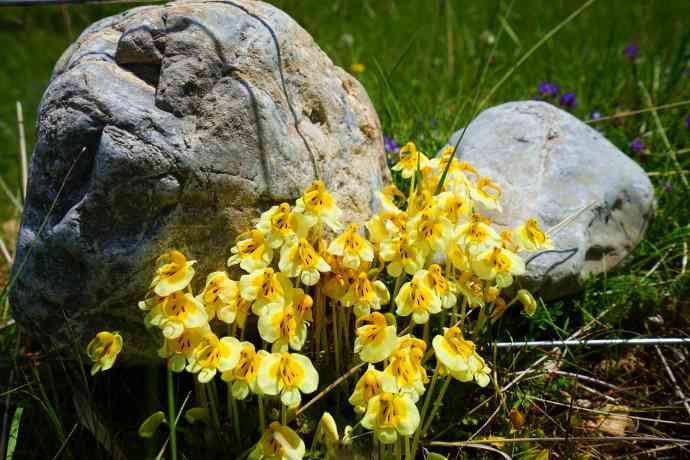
[654,345,690,418]
[0,234,12,265]
[530,397,690,426]
[585,100,690,124]
[15,101,28,200]
[638,82,689,189]
[293,362,365,419]
[427,436,690,447]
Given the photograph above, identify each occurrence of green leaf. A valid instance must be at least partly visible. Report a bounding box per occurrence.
[138,411,167,438]
[184,407,210,425]
[6,406,24,460]
[426,452,448,460]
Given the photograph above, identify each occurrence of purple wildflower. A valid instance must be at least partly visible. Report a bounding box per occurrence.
[559,92,577,109]
[663,182,673,193]
[383,135,400,154]
[538,81,559,98]
[686,114,690,130]
[623,42,639,60]
[629,137,645,154]
[590,111,602,121]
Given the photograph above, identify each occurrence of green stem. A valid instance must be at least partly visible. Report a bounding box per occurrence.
[206,382,221,433]
[392,275,404,305]
[422,376,452,435]
[332,303,341,378]
[394,437,402,460]
[281,404,287,426]
[227,384,241,444]
[404,436,411,459]
[257,395,266,433]
[408,363,440,459]
[166,367,178,460]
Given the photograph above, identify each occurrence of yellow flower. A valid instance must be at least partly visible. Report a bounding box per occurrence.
[516,289,538,317]
[354,312,398,363]
[472,245,526,288]
[361,392,420,444]
[197,271,236,320]
[395,273,442,324]
[429,145,458,176]
[257,352,319,407]
[348,364,396,414]
[446,239,470,272]
[151,250,196,297]
[158,324,211,372]
[434,191,471,224]
[341,271,390,317]
[314,411,340,446]
[378,185,405,215]
[257,203,302,249]
[86,331,123,375]
[383,337,427,401]
[407,208,452,254]
[186,332,242,383]
[455,214,501,254]
[248,422,305,460]
[294,180,343,232]
[500,229,519,252]
[258,304,307,352]
[379,234,426,277]
[515,218,554,252]
[328,224,374,270]
[350,62,365,74]
[471,177,502,212]
[433,327,491,387]
[455,272,485,308]
[424,264,457,309]
[227,229,273,273]
[279,237,331,286]
[392,142,430,179]
[148,291,209,339]
[239,268,292,316]
[221,341,268,399]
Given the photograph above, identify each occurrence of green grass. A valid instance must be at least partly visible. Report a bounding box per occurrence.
[1,0,690,458]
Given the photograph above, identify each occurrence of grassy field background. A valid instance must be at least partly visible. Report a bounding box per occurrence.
[1,0,689,458]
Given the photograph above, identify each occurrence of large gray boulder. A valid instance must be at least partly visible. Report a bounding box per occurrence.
[10,0,388,361]
[443,101,655,300]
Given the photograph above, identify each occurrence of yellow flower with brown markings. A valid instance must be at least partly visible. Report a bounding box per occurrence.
[151,250,196,297]
[349,364,396,414]
[361,392,420,445]
[328,224,374,270]
[148,291,209,339]
[158,324,210,372]
[227,229,273,273]
[515,218,554,252]
[279,237,331,286]
[354,312,398,363]
[341,271,390,317]
[294,180,343,232]
[249,422,305,460]
[392,142,430,179]
[86,331,123,375]
[221,341,268,399]
[472,245,526,288]
[395,272,442,324]
[239,267,292,316]
[257,352,318,408]
[186,332,242,383]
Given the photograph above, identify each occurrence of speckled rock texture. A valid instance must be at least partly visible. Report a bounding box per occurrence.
[442,101,656,300]
[10,0,388,361]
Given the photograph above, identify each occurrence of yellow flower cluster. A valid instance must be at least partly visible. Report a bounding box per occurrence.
[81,140,554,459]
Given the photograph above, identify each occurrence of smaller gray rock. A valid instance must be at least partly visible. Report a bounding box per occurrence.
[442,101,656,300]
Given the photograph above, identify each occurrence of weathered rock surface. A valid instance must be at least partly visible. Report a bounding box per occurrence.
[442,101,655,300]
[10,0,388,361]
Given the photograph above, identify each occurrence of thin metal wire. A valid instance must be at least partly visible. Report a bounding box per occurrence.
[492,337,690,348]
